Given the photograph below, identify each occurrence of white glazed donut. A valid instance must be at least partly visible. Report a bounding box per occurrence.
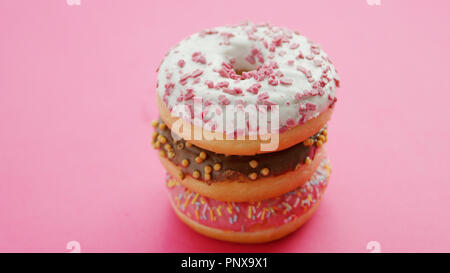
[157,22,339,129]
[156,22,339,155]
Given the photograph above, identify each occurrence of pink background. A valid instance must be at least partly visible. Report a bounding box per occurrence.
[1,0,450,253]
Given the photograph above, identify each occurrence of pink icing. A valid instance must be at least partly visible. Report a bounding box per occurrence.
[166,158,331,232]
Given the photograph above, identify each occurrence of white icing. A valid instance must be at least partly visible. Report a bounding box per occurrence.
[157,22,339,133]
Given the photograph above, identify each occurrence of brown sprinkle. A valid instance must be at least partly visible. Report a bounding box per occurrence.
[260,168,270,176]
[158,123,166,130]
[177,142,184,150]
[318,135,326,141]
[304,138,314,146]
[305,157,312,165]
[151,120,159,128]
[316,140,323,147]
[248,172,258,180]
[322,130,328,136]
[159,150,166,158]
[164,144,172,151]
[199,151,207,160]
[213,163,222,171]
[204,174,211,181]
[204,165,212,174]
[154,141,161,149]
[249,160,258,168]
[159,136,167,144]
[186,142,192,148]
[168,152,175,159]
[152,132,158,140]
[195,157,203,163]
[181,159,190,167]
[178,171,185,179]
[193,170,201,179]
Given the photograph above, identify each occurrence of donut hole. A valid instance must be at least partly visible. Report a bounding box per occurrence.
[231,60,258,76]
[223,43,260,76]
[233,67,251,76]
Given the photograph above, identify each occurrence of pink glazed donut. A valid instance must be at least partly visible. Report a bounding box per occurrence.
[167,157,331,243]
[156,21,339,155]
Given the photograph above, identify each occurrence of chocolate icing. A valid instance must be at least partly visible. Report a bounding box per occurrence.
[152,119,327,183]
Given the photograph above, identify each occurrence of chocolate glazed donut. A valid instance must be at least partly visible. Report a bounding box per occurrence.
[152,119,328,183]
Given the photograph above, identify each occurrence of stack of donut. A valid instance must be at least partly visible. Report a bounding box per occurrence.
[152,22,339,243]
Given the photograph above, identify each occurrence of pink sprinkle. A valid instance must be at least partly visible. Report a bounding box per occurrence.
[306,102,317,111]
[288,60,294,66]
[258,92,269,101]
[298,104,306,113]
[334,78,340,88]
[184,89,195,101]
[222,62,232,69]
[246,83,261,94]
[192,52,207,64]
[269,44,276,52]
[164,82,175,90]
[199,29,219,37]
[222,88,234,95]
[297,65,312,78]
[205,80,214,88]
[268,78,278,86]
[218,95,230,105]
[222,88,243,95]
[275,70,284,77]
[216,81,229,88]
[180,72,191,82]
[289,43,300,49]
[177,59,185,68]
[218,69,229,78]
[220,32,235,45]
[280,78,293,85]
[245,55,256,65]
[310,45,321,55]
[233,87,243,94]
[286,118,296,127]
[184,93,194,101]
[295,92,302,101]
[191,69,203,78]
[272,36,283,46]
[269,61,279,69]
[256,53,264,63]
[279,126,288,134]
